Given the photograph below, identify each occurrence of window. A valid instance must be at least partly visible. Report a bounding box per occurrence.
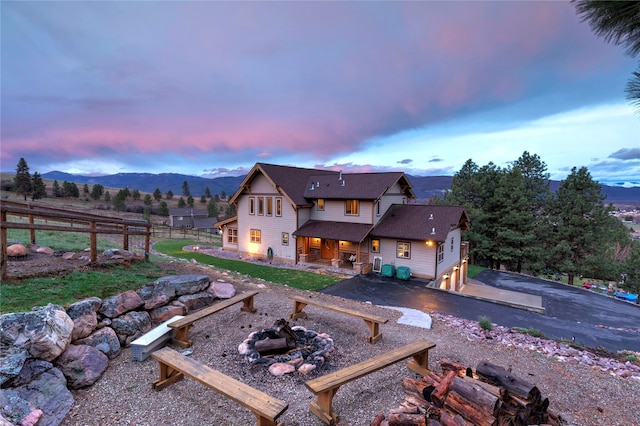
[227,228,238,244]
[345,199,359,215]
[317,199,325,211]
[250,229,261,243]
[397,242,411,258]
[376,201,381,216]
[258,197,264,215]
[276,198,282,216]
[267,197,273,216]
[178,216,184,220]
[371,239,380,253]
[249,197,255,215]
[282,232,289,245]
[438,244,444,263]
[450,237,454,252]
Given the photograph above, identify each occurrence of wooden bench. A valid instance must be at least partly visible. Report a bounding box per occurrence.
[151,347,288,426]
[289,295,389,343]
[169,290,258,348]
[304,339,436,425]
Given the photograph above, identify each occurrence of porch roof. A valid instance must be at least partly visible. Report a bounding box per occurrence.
[293,220,372,243]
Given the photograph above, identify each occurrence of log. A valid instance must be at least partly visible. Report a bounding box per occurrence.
[475,360,541,400]
[254,337,288,354]
[390,405,420,415]
[444,391,496,426]
[371,413,386,426]
[428,371,443,383]
[459,375,505,399]
[404,395,441,415]
[439,411,470,426]
[431,370,457,408]
[440,359,467,375]
[449,376,501,417]
[388,412,426,426]
[403,378,434,400]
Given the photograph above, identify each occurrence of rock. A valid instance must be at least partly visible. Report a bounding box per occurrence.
[137,280,177,310]
[155,274,210,296]
[178,292,215,313]
[6,359,74,426]
[0,389,42,426]
[208,282,236,299]
[34,246,54,255]
[75,327,121,359]
[7,244,27,257]
[0,305,73,361]
[149,302,185,324]
[298,363,317,374]
[0,349,29,386]
[55,344,109,389]
[111,311,152,346]
[66,298,102,341]
[268,362,296,376]
[99,290,144,318]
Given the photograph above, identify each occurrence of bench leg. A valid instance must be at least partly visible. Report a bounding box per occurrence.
[406,349,431,377]
[241,295,257,313]
[363,320,383,344]
[289,301,308,320]
[152,362,184,391]
[171,325,193,348]
[310,388,340,425]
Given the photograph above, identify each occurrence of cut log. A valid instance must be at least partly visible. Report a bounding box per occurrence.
[440,359,467,375]
[431,370,457,408]
[475,360,541,401]
[439,411,470,426]
[459,375,505,399]
[254,337,289,354]
[390,405,420,415]
[404,395,441,414]
[403,378,434,400]
[444,391,497,426]
[388,412,426,426]
[371,413,386,426]
[449,376,501,417]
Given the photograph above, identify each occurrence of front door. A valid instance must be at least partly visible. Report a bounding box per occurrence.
[320,239,334,260]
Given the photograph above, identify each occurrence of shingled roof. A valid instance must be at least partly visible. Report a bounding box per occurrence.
[370,204,469,242]
[293,220,373,243]
[303,172,413,200]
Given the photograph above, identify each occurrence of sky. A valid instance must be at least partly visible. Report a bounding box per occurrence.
[2,1,639,187]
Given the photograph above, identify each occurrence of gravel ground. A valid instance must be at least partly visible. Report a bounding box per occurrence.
[60,256,640,426]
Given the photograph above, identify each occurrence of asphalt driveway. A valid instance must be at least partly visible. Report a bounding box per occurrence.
[319,269,640,353]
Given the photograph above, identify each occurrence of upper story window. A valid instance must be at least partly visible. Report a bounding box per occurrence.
[345,199,359,216]
[267,197,273,216]
[397,242,411,258]
[317,199,325,211]
[227,228,238,244]
[450,237,454,252]
[371,239,380,253]
[258,197,264,215]
[376,201,381,216]
[250,229,261,243]
[249,197,255,215]
[438,244,445,263]
[276,198,282,216]
[178,216,184,220]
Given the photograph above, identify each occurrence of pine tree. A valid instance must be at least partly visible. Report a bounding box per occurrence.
[205,186,212,198]
[158,201,169,216]
[177,197,186,208]
[182,181,190,197]
[52,180,62,197]
[207,198,218,218]
[200,195,207,204]
[132,189,141,200]
[153,188,162,201]
[166,190,174,200]
[31,172,47,200]
[91,184,104,200]
[13,157,32,200]
[143,194,153,205]
[187,195,195,208]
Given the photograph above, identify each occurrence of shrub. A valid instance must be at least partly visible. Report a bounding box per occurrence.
[478,316,493,331]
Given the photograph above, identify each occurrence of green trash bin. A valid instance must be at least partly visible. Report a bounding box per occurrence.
[396,266,411,280]
[381,264,395,277]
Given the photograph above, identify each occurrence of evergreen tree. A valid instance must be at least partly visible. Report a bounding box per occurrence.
[182,181,190,197]
[225,203,236,218]
[91,184,104,200]
[621,241,640,298]
[207,198,218,218]
[31,172,46,200]
[220,190,226,200]
[122,187,131,198]
[104,191,111,202]
[205,186,212,198]
[157,201,169,216]
[143,194,153,205]
[142,208,151,223]
[177,197,186,208]
[62,181,80,198]
[200,194,207,204]
[153,188,162,201]
[132,189,141,200]
[112,190,127,211]
[187,195,195,208]
[13,157,32,200]
[52,180,62,197]
[166,190,174,200]
[83,184,90,197]
[214,194,220,202]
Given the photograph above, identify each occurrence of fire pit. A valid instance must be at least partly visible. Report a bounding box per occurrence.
[238,319,334,375]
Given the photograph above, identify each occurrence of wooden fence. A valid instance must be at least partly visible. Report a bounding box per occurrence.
[1,201,151,280]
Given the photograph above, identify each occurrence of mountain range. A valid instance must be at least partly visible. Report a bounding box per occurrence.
[41,171,640,204]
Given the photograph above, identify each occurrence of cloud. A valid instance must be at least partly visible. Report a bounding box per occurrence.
[397,159,413,165]
[609,148,640,160]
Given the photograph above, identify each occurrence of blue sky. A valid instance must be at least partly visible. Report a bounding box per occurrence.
[2,1,639,186]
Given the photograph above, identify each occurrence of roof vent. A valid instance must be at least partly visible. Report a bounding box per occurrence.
[341,179,345,187]
[431,227,436,235]
[429,214,434,220]
[339,170,342,180]
[317,181,320,187]
[311,183,315,190]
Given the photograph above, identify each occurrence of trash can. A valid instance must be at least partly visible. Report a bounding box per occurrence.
[381,264,395,278]
[396,266,411,280]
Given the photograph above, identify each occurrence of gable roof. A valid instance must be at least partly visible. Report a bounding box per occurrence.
[303,172,413,200]
[370,204,469,242]
[293,220,372,243]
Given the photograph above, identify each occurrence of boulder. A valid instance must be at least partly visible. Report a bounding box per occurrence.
[178,292,215,313]
[0,348,29,386]
[66,298,102,341]
[111,311,152,346]
[6,244,27,257]
[0,389,42,426]
[34,246,54,255]
[0,305,73,361]
[6,359,74,426]
[55,344,109,389]
[268,362,296,376]
[99,290,144,319]
[155,274,210,296]
[137,281,177,310]
[75,327,121,359]
[149,302,185,324]
[208,282,236,299]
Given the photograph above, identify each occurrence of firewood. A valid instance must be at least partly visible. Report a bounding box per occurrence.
[475,360,541,401]
[431,370,457,408]
[427,371,443,383]
[444,391,497,426]
[388,412,426,426]
[459,375,505,399]
[427,420,443,426]
[439,411,470,426]
[404,395,441,415]
[449,376,501,417]
[371,413,386,426]
[403,378,433,399]
[440,359,467,375]
[390,405,420,415]
[254,337,288,354]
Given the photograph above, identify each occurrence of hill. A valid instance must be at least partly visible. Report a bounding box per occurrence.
[39,171,640,204]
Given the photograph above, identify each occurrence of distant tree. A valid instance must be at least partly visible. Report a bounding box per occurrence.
[122,187,131,198]
[187,195,195,208]
[83,183,90,196]
[177,197,186,208]
[207,198,218,218]
[112,190,127,211]
[214,194,220,202]
[621,241,640,297]
[132,189,141,200]
[182,181,190,197]
[220,190,226,200]
[52,180,62,197]
[91,184,104,200]
[204,186,212,198]
[142,208,151,223]
[153,188,162,201]
[104,191,111,203]
[199,194,207,204]
[225,203,236,218]
[157,201,169,216]
[143,194,153,205]
[13,157,32,200]
[166,190,174,200]
[62,181,80,198]
[31,172,46,200]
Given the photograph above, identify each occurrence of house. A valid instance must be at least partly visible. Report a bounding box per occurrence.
[216,163,469,288]
[168,208,209,229]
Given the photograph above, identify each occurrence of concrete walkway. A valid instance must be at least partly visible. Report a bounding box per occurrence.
[457,279,544,314]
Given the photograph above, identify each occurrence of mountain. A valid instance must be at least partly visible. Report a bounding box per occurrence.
[41,171,640,204]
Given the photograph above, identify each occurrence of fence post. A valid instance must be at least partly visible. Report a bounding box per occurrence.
[1,209,7,280]
[90,221,97,263]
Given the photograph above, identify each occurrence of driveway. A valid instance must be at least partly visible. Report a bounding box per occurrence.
[319,269,640,353]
